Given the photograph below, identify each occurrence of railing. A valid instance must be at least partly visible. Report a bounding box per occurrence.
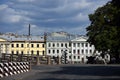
[0,53,53,65]
[0,62,30,78]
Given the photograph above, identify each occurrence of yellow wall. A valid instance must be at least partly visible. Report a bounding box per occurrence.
[9,41,45,55]
[0,38,9,53]
[0,38,46,55]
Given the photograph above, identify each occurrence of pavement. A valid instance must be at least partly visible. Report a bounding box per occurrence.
[1,64,120,80]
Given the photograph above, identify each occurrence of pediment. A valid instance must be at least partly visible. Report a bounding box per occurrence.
[71,36,88,42]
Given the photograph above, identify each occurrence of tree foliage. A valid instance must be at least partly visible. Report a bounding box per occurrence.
[86,0,120,61]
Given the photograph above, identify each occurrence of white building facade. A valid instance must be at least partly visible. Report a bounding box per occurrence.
[46,32,71,58]
[46,32,96,63]
[69,36,95,63]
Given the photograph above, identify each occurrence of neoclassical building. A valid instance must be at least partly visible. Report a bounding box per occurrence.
[70,36,95,63]
[46,32,72,58]
[0,32,97,63]
[46,32,96,63]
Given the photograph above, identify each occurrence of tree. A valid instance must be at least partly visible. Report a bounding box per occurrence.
[86,0,120,63]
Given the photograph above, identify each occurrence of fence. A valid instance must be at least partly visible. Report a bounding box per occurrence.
[0,53,63,65]
[0,62,30,78]
[0,53,62,65]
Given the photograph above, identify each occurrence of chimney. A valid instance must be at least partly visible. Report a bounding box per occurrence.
[28,24,30,36]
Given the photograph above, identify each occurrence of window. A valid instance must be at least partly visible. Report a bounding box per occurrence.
[61,50,63,52]
[73,43,76,47]
[53,50,55,54]
[78,56,80,59]
[74,56,76,59]
[27,51,29,54]
[69,42,71,47]
[11,44,14,47]
[42,44,44,48]
[77,50,80,54]
[90,50,92,53]
[53,43,55,47]
[86,50,88,54]
[37,44,39,48]
[48,43,51,47]
[31,50,34,55]
[48,50,51,54]
[42,51,45,55]
[21,44,24,47]
[57,50,59,53]
[21,51,23,54]
[90,44,92,47]
[65,43,67,48]
[61,43,63,47]
[16,44,19,47]
[82,49,84,54]
[37,51,39,55]
[78,43,80,47]
[27,44,29,47]
[11,51,14,54]
[85,43,88,47]
[81,43,84,47]
[57,43,59,47]
[73,49,76,54]
[31,44,34,47]
[16,51,19,54]
[69,56,71,59]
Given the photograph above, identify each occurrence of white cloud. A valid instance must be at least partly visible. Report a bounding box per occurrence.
[0,4,32,23]
[0,4,8,11]
[73,0,91,9]
[6,15,22,23]
[0,0,111,35]
[18,0,35,2]
[72,13,88,22]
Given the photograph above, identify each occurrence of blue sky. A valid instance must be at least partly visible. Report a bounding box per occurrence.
[0,0,111,35]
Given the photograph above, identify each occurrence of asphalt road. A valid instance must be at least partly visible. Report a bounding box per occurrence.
[2,64,120,80]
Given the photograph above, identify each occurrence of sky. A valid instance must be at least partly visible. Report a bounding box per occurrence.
[0,0,111,35]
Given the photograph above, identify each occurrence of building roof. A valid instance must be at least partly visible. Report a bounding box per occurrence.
[0,34,44,42]
[46,32,87,42]
[0,32,88,42]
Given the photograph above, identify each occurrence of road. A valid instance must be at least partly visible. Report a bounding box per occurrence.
[2,64,120,80]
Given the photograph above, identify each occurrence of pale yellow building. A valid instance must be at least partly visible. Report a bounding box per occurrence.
[0,34,45,56]
[0,38,9,54]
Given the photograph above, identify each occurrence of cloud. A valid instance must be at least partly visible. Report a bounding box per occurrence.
[0,4,8,10]
[18,0,35,2]
[4,15,22,23]
[0,0,111,35]
[0,3,31,24]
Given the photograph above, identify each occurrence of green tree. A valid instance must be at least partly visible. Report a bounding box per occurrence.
[86,0,120,63]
